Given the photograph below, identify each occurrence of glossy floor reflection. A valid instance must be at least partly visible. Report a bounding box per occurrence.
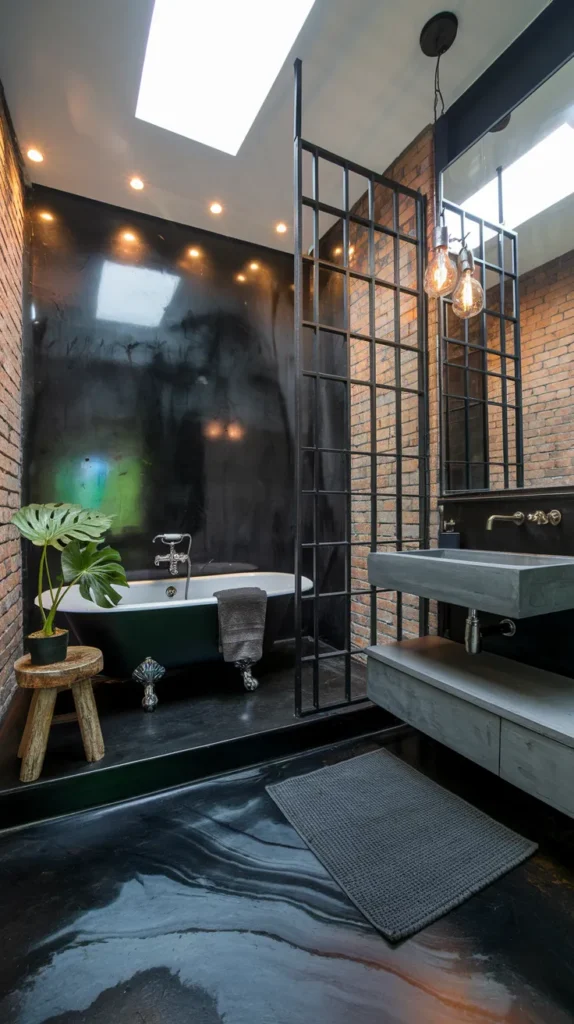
[1,730,574,1023]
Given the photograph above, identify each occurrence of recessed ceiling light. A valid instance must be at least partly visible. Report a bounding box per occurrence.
[249,262,260,271]
[39,211,53,221]
[236,273,246,282]
[129,177,145,190]
[136,0,317,156]
[122,231,137,242]
[188,247,200,258]
[210,201,223,215]
[27,148,44,163]
[275,222,287,234]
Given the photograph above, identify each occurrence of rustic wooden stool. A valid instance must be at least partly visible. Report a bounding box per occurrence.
[15,646,105,783]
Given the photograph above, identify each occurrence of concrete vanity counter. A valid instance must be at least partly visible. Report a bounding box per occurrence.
[367,637,574,818]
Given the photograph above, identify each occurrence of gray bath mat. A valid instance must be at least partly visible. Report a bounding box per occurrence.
[267,748,537,942]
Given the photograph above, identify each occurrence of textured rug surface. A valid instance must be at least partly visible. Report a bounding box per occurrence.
[267,748,537,942]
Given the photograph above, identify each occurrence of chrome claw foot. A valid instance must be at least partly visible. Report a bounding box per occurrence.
[142,683,159,712]
[235,659,259,691]
[132,656,166,711]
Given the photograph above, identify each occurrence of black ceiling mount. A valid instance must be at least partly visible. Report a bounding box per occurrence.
[420,12,458,58]
[489,112,512,133]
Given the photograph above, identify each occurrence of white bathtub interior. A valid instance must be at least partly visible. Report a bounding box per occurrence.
[42,571,314,614]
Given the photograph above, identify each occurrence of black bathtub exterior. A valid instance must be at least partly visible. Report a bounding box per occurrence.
[64,596,293,678]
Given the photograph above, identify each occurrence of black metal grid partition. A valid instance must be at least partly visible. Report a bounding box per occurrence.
[293,59,429,716]
[440,199,524,493]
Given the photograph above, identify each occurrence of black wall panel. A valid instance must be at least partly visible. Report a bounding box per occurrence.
[26,187,295,581]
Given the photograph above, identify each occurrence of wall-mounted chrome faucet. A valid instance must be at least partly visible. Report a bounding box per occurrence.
[153,533,192,599]
[486,511,525,531]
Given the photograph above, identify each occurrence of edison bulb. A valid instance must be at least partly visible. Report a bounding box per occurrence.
[424,245,458,297]
[452,269,484,319]
[424,225,457,297]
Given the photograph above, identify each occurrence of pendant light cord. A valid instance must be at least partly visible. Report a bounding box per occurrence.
[433,53,446,123]
[433,52,446,225]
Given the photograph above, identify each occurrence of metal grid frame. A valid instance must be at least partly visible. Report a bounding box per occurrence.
[293,59,429,717]
[439,198,524,494]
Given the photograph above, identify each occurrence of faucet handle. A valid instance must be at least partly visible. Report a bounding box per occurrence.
[527,509,562,526]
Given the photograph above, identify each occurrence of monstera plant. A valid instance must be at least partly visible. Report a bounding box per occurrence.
[11,503,127,665]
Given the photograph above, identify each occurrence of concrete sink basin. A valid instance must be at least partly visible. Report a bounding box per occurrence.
[368,549,574,618]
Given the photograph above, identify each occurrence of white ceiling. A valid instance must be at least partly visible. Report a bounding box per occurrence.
[0,0,549,252]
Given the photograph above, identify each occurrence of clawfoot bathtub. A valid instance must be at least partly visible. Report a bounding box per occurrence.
[42,571,313,710]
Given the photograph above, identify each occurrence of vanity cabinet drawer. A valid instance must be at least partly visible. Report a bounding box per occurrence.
[500,721,574,819]
[367,657,500,773]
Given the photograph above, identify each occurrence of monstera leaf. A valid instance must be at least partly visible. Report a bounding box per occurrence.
[11,503,114,551]
[61,540,128,608]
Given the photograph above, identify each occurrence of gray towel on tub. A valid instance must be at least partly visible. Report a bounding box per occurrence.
[214,586,267,663]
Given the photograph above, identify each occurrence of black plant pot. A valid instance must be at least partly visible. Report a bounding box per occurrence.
[26,628,69,666]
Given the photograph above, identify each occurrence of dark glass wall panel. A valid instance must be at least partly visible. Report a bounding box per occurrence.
[26,187,297,587]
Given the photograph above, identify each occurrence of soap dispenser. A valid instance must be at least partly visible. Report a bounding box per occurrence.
[438,506,460,549]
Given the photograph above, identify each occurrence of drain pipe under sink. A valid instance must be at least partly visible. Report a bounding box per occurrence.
[464,608,516,655]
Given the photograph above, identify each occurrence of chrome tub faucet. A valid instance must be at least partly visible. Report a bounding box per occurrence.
[153,533,192,598]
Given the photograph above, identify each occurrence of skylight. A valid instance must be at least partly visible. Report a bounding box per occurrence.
[447,122,574,249]
[135,0,317,155]
[96,262,179,327]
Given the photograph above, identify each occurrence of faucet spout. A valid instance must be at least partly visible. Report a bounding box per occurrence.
[486,511,525,531]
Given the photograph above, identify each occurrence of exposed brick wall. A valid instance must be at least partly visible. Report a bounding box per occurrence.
[0,87,24,718]
[519,249,574,488]
[346,127,437,653]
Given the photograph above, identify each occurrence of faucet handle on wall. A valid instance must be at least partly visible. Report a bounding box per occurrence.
[527,510,562,526]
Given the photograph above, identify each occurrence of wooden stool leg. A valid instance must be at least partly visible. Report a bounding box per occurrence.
[18,691,40,758]
[72,679,104,762]
[20,689,58,783]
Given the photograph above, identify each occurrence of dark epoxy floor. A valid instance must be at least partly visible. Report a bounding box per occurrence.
[1,730,574,1023]
[0,643,367,791]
